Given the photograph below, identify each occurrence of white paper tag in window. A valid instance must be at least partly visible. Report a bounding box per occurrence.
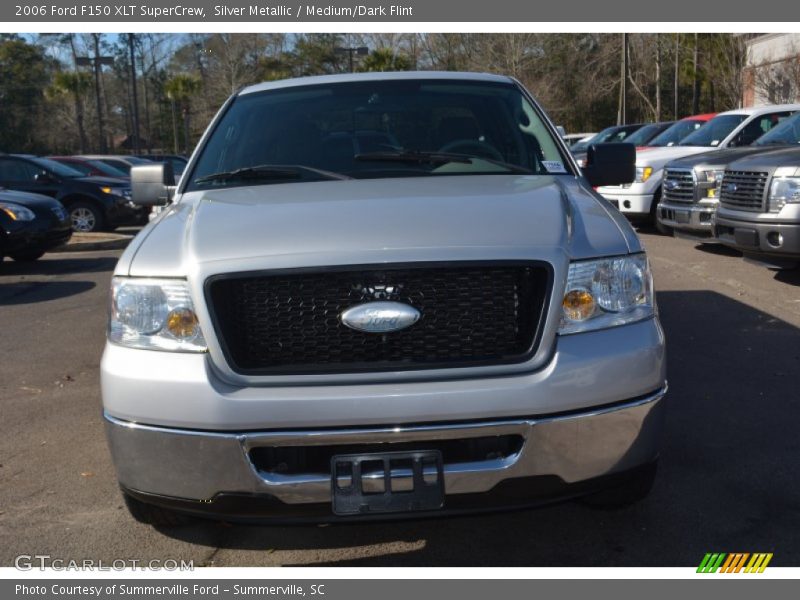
[542,161,567,174]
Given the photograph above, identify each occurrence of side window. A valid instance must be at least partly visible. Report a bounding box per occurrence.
[738,111,795,145]
[0,158,37,182]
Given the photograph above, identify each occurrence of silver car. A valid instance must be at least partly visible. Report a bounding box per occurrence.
[102,72,666,525]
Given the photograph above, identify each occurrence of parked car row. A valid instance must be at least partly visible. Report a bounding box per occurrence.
[587,104,800,269]
[0,153,187,262]
[658,110,800,268]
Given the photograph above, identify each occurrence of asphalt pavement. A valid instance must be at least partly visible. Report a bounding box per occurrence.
[1,229,799,567]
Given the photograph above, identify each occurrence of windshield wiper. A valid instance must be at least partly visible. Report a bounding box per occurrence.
[194,164,350,185]
[354,150,534,174]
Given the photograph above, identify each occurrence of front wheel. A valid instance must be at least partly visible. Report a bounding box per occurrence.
[650,191,673,236]
[68,202,104,233]
[10,250,45,261]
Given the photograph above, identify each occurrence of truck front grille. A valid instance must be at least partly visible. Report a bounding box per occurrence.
[720,171,770,211]
[662,168,696,203]
[206,263,550,375]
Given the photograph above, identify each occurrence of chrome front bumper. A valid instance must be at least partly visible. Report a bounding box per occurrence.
[105,386,666,505]
[657,200,717,236]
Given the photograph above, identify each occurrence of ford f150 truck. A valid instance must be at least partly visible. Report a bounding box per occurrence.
[657,111,800,239]
[102,72,666,525]
[715,147,800,268]
[597,105,800,230]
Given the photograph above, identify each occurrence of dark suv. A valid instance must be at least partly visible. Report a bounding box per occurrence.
[0,155,148,232]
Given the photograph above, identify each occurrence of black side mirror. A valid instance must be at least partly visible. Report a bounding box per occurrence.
[581,143,636,187]
[131,163,175,206]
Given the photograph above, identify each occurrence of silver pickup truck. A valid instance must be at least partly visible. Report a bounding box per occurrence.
[101,72,667,525]
[715,146,800,268]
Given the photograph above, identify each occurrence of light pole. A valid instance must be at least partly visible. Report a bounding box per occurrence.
[128,34,141,154]
[77,41,114,153]
[335,46,369,73]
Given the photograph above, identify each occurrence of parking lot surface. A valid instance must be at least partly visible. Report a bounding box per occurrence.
[1,230,799,567]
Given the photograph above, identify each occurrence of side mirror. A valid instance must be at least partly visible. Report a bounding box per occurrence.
[581,143,636,187]
[131,163,175,206]
[556,125,567,138]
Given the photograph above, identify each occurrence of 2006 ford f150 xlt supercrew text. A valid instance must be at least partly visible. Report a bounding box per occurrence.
[101,72,667,525]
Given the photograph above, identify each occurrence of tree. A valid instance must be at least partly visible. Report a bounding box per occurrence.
[164,74,201,154]
[0,38,51,152]
[47,71,92,152]
[359,47,412,72]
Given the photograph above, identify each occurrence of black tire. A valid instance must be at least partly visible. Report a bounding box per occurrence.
[122,492,194,527]
[9,249,45,262]
[650,189,673,236]
[67,201,105,233]
[580,462,658,509]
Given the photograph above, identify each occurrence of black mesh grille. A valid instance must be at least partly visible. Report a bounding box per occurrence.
[207,263,550,375]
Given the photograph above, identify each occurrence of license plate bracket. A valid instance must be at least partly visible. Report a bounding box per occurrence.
[674,210,690,224]
[331,450,445,516]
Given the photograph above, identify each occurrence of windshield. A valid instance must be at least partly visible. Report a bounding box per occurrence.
[187,79,569,191]
[754,112,800,146]
[32,157,84,178]
[679,114,747,147]
[625,123,668,146]
[570,125,639,153]
[648,119,706,146]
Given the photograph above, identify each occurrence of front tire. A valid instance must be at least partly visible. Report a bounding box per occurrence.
[122,492,194,527]
[68,201,105,233]
[650,190,673,236]
[580,462,658,509]
[9,250,45,261]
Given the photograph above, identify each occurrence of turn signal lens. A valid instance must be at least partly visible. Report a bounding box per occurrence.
[562,289,596,321]
[166,308,200,339]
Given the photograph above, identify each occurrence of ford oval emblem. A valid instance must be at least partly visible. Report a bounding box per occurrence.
[725,182,737,193]
[664,179,679,191]
[340,301,420,333]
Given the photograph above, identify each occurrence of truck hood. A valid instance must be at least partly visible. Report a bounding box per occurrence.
[666,146,782,170]
[724,146,800,171]
[123,175,635,277]
[635,145,715,168]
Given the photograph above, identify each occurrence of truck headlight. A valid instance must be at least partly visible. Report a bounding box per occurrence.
[634,166,653,183]
[0,202,35,221]
[768,177,800,212]
[701,169,725,198]
[559,254,654,335]
[109,277,207,352]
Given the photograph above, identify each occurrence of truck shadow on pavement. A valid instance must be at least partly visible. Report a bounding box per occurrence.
[0,255,117,276]
[155,290,800,567]
[691,243,743,258]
